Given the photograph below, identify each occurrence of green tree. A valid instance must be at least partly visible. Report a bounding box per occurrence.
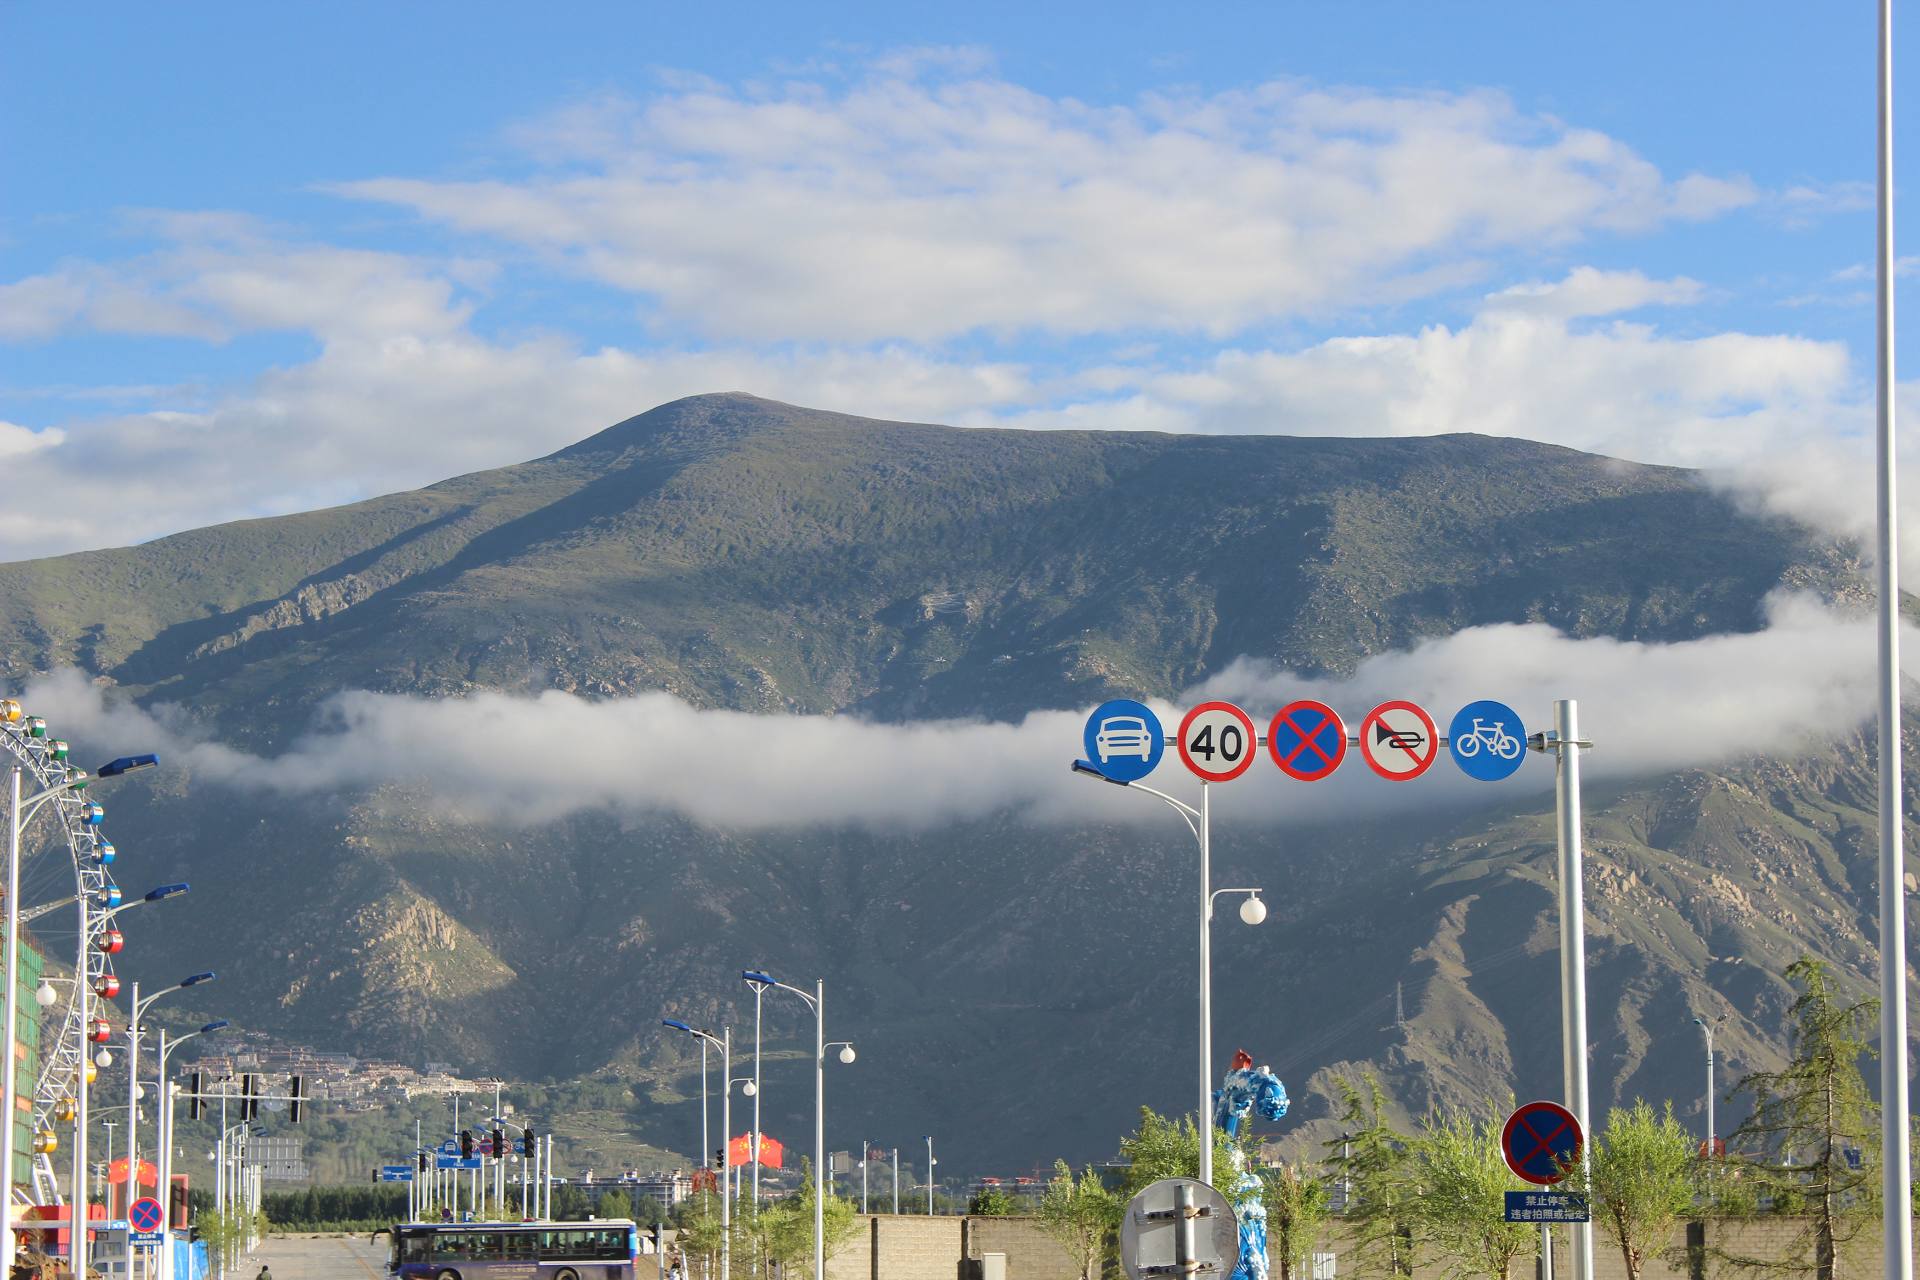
[1118,1106,1236,1194]
[598,1188,634,1221]
[756,1161,861,1280]
[969,1184,1018,1215]
[1725,957,1880,1280]
[1586,1100,1699,1280]
[1037,1159,1121,1280]
[1408,1106,1531,1280]
[1326,1074,1417,1278]
[1261,1161,1331,1280]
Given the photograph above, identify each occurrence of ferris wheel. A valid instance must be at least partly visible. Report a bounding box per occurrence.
[0,697,129,1206]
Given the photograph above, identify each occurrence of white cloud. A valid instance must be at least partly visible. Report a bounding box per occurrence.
[1483,267,1704,319]
[16,595,1898,833]
[339,67,1754,343]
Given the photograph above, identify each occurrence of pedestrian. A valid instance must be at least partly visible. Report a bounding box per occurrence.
[255,1266,274,1280]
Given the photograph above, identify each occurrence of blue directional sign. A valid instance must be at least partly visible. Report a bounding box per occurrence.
[437,1139,461,1156]
[1448,700,1528,782]
[380,1165,415,1182]
[437,1155,483,1170]
[1081,700,1165,783]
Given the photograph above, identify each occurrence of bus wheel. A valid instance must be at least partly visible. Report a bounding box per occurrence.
[555,1271,580,1280]
[436,1271,462,1280]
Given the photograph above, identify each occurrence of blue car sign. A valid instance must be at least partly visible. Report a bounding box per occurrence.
[1082,699,1166,782]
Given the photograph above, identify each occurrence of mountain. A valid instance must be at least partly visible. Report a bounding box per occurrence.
[0,393,1905,1173]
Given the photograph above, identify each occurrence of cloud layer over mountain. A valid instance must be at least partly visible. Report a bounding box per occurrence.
[21,595,1898,832]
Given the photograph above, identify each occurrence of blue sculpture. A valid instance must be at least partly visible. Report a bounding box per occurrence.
[1213,1049,1291,1280]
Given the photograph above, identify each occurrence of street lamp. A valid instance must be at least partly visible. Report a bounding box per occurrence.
[127,971,216,1186]
[154,1020,224,1280]
[1070,759,1265,1186]
[740,971,854,1280]
[664,1020,732,1280]
[741,971,770,1209]
[924,1136,936,1215]
[1693,1015,1727,1161]
[3,751,157,1276]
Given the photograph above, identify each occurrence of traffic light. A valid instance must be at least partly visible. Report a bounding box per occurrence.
[521,1130,536,1159]
[288,1076,305,1125]
[418,1150,430,1173]
[460,1129,475,1160]
[240,1074,259,1122]
[188,1072,203,1121]
[371,1167,379,1185]
[491,1128,505,1161]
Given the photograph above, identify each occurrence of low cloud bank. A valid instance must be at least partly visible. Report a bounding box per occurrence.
[18,596,1900,832]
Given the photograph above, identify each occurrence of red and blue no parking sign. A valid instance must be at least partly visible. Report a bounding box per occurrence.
[1267,700,1347,781]
[1500,1100,1584,1186]
[129,1194,165,1240]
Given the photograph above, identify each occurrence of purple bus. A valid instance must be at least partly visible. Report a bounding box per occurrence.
[381,1219,640,1279]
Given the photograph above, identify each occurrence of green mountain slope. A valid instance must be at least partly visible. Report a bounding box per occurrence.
[1,393,1905,1174]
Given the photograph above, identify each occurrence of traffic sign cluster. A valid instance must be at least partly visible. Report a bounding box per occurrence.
[1083,697,1531,784]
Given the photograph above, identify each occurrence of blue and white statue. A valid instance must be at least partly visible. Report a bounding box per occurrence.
[1213,1049,1291,1280]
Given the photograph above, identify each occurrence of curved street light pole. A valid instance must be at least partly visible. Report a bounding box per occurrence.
[664,1020,731,1280]
[1071,761,1264,1187]
[741,972,852,1280]
[154,1020,225,1280]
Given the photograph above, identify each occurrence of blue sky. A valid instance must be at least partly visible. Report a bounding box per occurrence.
[0,2,1911,562]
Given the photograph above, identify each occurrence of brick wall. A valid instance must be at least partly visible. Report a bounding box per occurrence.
[966,1216,1080,1280]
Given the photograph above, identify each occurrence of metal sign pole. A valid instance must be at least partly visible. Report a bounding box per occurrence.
[1876,3,1914,1277]
[1197,779,1212,1188]
[1551,699,1593,1280]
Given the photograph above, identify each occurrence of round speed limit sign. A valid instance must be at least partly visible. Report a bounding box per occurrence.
[1177,701,1258,782]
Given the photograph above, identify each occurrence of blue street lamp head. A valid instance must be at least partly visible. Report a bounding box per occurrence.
[1070,759,1129,786]
[662,1019,694,1034]
[200,1020,229,1035]
[143,883,190,902]
[181,971,216,988]
[96,754,159,778]
[742,970,774,985]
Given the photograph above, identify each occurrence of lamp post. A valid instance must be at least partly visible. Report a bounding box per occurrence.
[891,1147,898,1215]
[155,1020,224,1280]
[741,973,771,1208]
[3,752,157,1276]
[1070,760,1265,1187]
[664,1020,732,1280]
[126,970,215,1199]
[924,1136,935,1215]
[1692,1016,1726,1160]
[740,972,853,1280]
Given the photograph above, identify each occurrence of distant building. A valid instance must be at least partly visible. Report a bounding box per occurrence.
[628,1172,692,1211]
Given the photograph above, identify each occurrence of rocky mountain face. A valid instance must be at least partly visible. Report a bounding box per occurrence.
[0,393,1906,1172]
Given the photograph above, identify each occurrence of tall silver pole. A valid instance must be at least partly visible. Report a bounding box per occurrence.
[73,917,91,1280]
[861,1138,868,1214]
[719,1028,731,1280]
[1877,1,1913,1274]
[701,1040,711,1183]
[892,1148,898,1215]
[1553,699,1592,1280]
[1,768,22,1273]
[925,1136,934,1215]
[813,980,825,1280]
[126,983,141,1205]
[1198,780,1212,1187]
[751,987,763,1208]
[1703,1024,1715,1157]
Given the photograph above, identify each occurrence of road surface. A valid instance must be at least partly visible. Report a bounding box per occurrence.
[245,1233,387,1278]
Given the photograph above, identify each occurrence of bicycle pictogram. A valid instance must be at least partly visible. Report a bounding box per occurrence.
[1453,717,1522,761]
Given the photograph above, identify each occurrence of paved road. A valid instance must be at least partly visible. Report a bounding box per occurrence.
[244,1233,388,1279]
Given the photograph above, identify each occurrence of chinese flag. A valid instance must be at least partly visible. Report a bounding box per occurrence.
[727,1134,785,1168]
[107,1158,158,1188]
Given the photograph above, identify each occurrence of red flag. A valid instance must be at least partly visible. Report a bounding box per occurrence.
[106,1158,157,1187]
[757,1135,783,1169]
[727,1134,785,1168]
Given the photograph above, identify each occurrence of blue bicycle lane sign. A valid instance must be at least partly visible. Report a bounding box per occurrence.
[1448,700,1527,781]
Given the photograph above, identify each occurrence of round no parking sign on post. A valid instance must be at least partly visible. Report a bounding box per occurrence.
[1177,701,1258,782]
[1501,1100,1584,1185]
